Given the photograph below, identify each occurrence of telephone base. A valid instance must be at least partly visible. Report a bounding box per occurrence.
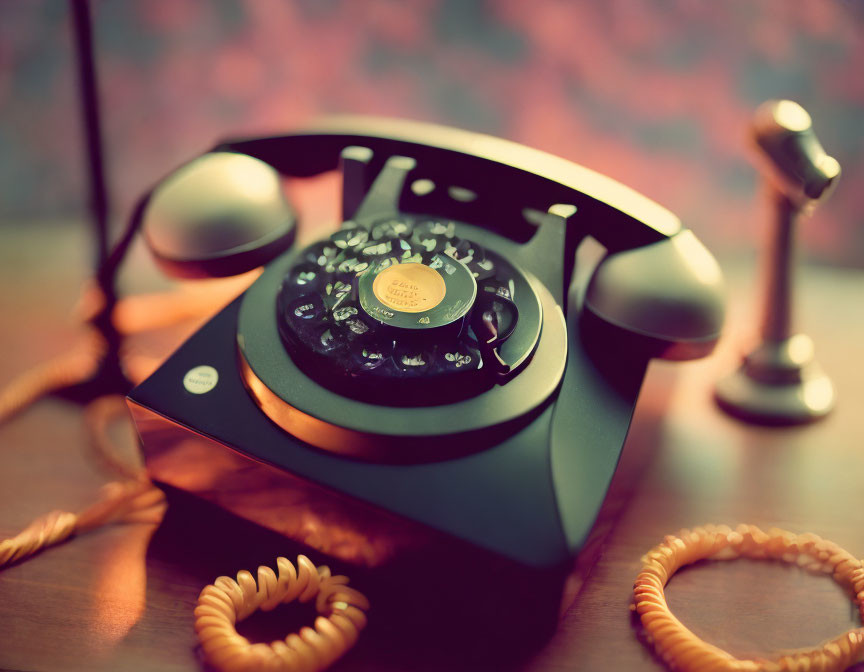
[127,260,650,654]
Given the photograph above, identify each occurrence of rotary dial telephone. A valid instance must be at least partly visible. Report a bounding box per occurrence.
[128,116,724,572]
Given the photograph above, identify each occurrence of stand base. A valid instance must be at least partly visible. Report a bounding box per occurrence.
[714,363,834,425]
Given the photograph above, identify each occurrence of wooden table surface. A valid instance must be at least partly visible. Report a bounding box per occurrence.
[1,223,863,672]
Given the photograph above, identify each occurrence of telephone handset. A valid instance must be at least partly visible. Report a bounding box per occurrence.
[144,116,722,348]
[129,116,724,568]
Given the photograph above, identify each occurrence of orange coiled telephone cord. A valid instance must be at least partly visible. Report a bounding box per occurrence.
[0,332,168,569]
[194,555,369,672]
[0,299,369,672]
[632,524,864,672]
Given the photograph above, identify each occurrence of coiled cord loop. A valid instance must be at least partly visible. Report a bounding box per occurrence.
[633,524,864,672]
[194,555,369,672]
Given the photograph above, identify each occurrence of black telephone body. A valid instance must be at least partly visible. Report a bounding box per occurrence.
[127,117,723,649]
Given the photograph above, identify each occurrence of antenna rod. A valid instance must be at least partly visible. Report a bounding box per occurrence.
[70,0,110,267]
[66,0,131,398]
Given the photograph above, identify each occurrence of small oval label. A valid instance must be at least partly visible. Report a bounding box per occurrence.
[183,365,219,395]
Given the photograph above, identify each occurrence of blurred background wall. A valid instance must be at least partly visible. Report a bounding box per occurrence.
[1,0,862,266]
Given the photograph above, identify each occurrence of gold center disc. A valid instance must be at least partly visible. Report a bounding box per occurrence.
[372,262,446,314]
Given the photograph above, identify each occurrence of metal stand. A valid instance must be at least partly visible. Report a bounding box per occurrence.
[714,194,834,424]
[715,100,840,425]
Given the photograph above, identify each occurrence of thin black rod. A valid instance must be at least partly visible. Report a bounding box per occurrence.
[70,0,110,267]
[64,0,134,399]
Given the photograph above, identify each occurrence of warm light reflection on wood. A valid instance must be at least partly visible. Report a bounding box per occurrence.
[132,402,432,567]
[111,272,261,334]
[88,523,159,648]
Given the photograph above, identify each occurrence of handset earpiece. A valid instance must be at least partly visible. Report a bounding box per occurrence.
[582,230,725,361]
[142,152,297,278]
